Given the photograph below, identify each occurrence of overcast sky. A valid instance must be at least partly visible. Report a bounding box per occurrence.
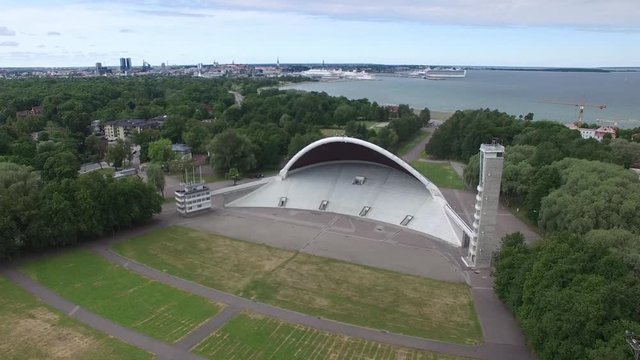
[1,0,639,67]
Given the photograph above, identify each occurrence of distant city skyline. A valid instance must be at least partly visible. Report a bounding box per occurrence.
[1,0,639,68]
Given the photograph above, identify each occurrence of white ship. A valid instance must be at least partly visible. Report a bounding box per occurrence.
[411,67,466,79]
[301,68,375,80]
[301,68,337,78]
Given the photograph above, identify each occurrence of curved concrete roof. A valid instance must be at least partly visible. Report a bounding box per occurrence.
[280,136,447,203]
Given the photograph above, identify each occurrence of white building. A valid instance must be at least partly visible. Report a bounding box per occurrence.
[175,183,212,215]
[565,123,617,142]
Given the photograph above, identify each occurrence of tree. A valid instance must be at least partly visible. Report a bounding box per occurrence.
[29,179,79,249]
[84,134,107,164]
[524,112,534,121]
[494,231,640,360]
[287,132,322,157]
[145,163,165,197]
[106,139,129,170]
[333,104,356,125]
[0,162,41,259]
[41,150,79,181]
[419,107,431,125]
[463,153,480,188]
[610,138,640,168]
[345,120,368,140]
[226,167,240,185]
[132,129,161,163]
[161,116,186,143]
[183,119,210,153]
[207,129,256,173]
[371,127,398,150]
[538,158,640,234]
[148,138,174,165]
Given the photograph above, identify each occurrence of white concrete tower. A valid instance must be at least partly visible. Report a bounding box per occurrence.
[466,142,505,268]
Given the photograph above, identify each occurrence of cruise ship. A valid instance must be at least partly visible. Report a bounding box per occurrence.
[411,67,466,79]
[301,68,375,80]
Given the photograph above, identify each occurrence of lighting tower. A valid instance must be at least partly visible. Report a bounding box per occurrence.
[465,140,505,268]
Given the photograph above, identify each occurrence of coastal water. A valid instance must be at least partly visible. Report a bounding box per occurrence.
[282,70,640,128]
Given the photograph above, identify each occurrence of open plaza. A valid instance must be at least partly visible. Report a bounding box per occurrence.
[1,136,538,360]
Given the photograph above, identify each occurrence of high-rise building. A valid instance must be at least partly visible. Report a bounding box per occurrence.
[95,62,103,75]
[119,57,132,73]
[465,142,505,268]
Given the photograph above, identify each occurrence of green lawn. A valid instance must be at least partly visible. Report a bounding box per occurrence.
[22,250,220,343]
[396,129,431,156]
[411,161,465,189]
[320,128,345,137]
[0,276,151,360]
[194,313,469,360]
[115,227,482,344]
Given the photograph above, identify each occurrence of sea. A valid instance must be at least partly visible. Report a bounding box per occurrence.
[281,70,640,129]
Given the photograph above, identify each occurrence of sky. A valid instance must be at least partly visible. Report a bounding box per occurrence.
[0,0,639,68]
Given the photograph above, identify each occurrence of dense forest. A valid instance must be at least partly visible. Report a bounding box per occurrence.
[425,109,640,359]
[0,76,428,259]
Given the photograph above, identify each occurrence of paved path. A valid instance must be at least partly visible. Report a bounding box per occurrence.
[1,268,203,360]
[176,306,241,350]
[401,127,434,163]
[92,245,532,360]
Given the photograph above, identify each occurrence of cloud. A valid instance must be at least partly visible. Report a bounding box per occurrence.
[136,9,211,17]
[47,31,61,36]
[119,28,135,33]
[0,26,16,36]
[0,41,19,46]
[36,44,45,48]
[132,0,640,29]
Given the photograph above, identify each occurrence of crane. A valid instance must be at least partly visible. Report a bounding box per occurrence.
[541,100,607,128]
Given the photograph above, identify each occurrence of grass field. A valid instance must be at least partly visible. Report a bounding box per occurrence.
[22,250,220,343]
[115,227,482,344]
[0,276,151,360]
[411,161,465,190]
[194,313,468,360]
[320,128,345,137]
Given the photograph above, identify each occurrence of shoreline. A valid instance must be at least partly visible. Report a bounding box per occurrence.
[280,81,454,121]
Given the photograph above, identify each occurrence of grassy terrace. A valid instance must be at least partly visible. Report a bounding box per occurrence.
[22,250,220,343]
[411,161,465,189]
[194,313,468,360]
[0,276,151,360]
[115,227,482,344]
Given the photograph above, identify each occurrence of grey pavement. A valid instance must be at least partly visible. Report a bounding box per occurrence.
[93,245,532,360]
[187,208,465,282]
[440,187,539,243]
[176,306,241,350]
[1,268,203,360]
